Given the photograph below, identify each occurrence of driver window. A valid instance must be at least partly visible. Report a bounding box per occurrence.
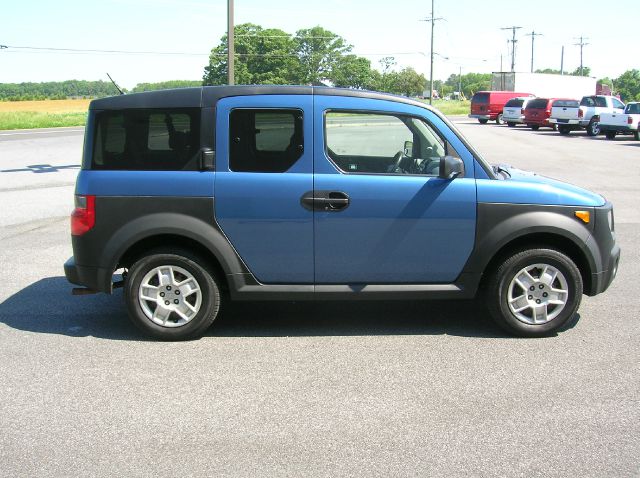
[325,111,456,176]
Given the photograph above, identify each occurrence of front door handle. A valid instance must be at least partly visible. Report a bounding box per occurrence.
[300,191,350,211]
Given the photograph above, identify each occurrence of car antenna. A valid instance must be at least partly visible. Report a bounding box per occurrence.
[106,72,125,95]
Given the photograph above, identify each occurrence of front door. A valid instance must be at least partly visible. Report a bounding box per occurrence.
[313,96,477,284]
[215,95,314,283]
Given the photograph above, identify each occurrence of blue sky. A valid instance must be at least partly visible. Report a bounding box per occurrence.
[1,0,638,88]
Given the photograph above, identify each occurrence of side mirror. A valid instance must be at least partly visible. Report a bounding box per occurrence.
[199,148,215,171]
[438,155,464,180]
[403,140,413,157]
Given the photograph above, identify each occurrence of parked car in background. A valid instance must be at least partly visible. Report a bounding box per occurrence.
[549,95,626,136]
[469,91,533,125]
[524,98,574,130]
[503,97,535,127]
[599,102,640,140]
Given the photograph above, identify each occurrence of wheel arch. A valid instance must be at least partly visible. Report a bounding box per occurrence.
[97,212,251,293]
[480,232,593,295]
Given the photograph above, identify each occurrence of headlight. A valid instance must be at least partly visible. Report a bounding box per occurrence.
[608,209,614,232]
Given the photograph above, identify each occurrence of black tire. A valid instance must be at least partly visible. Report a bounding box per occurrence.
[124,249,221,340]
[507,122,516,128]
[558,125,570,135]
[485,248,583,337]
[634,130,639,141]
[530,125,540,131]
[496,113,503,125]
[586,118,600,136]
[478,119,488,124]
[605,131,616,140]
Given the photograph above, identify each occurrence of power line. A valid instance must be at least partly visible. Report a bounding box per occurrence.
[524,30,543,73]
[501,26,522,72]
[573,36,589,76]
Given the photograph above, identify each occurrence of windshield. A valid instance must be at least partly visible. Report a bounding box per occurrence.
[505,98,525,107]
[553,99,579,108]
[527,98,549,109]
[626,103,640,114]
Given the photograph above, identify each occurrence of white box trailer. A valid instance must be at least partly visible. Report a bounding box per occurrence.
[491,72,596,99]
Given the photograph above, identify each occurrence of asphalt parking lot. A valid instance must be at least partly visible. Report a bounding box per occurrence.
[0,120,638,477]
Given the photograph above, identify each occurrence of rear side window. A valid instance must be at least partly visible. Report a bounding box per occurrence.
[229,109,303,173]
[472,93,489,104]
[527,98,549,109]
[505,98,524,107]
[92,108,200,171]
[553,99,579,108]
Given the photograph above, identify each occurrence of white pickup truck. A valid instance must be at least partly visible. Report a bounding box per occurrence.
[599,102,640,140]
[549,95,626,136]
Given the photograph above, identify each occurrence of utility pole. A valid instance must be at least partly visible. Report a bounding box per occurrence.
[227,0,234,85]
[525,30,543,73]
[574,36,589,76]
[421,0,444,105]
[501,26,522,72]
[458,65,462,101]
[560,45,564,75]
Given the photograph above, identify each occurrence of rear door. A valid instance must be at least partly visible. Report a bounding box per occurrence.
[312,96,477,284]
[214,95,314,283]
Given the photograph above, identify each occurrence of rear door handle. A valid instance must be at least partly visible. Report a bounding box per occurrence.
[301,191,350,211]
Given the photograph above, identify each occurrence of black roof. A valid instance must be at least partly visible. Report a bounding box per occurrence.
[89,85,431,110]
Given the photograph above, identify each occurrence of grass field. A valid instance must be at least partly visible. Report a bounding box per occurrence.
[0,98,470,131]
[0,99,90,130]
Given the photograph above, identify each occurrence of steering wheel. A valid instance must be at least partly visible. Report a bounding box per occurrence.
[388,150,406,173]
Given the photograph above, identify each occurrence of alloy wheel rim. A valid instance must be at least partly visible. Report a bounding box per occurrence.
[507,263,569,325]
[138,265,203,327]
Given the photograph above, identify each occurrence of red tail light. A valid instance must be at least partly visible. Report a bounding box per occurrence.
[578,108,584,118]
[71,195,96,236]
[629,116,633,125]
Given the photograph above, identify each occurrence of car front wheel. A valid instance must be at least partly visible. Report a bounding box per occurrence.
[124,249,221,340]
[486,248,583,337]
[496,113,503,125]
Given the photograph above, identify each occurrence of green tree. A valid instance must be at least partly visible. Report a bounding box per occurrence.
[614,69,640,102]
[535,68,562,74]
[294,26,352,84]
[387,68,426,97]
[203,23,297,85]
[331,55,378,90]
[132,80,202,93]
[444,72,491,99]
[570,66,591,77]
[377,57,397,92]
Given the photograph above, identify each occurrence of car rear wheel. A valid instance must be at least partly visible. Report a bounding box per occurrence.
[634,130,639,141]
[507,122,516,128]
[558,125,570,135]
[586,118,600,136]
[530,125,540,131]
[478,119,488,124]
[605,131,616,140]
[496,113,503,125]
[485,248,582,337]
[124,249,221,340]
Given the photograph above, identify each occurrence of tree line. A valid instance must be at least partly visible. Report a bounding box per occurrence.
[203,23,428,97]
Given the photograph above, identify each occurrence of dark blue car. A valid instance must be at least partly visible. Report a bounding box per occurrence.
[65,86,620,340]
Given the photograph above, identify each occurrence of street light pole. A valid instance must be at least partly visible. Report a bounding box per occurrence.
[227,0,234,85]
[458,65,462,101]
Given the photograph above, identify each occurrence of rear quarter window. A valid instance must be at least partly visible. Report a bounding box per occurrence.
[626,103,640,114]
[91,108,201,171]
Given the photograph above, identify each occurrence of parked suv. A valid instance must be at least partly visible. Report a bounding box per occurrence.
[524,98,574,130]
[502,96,535,127]
[65,86,620,340]
[469,91,533,124]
